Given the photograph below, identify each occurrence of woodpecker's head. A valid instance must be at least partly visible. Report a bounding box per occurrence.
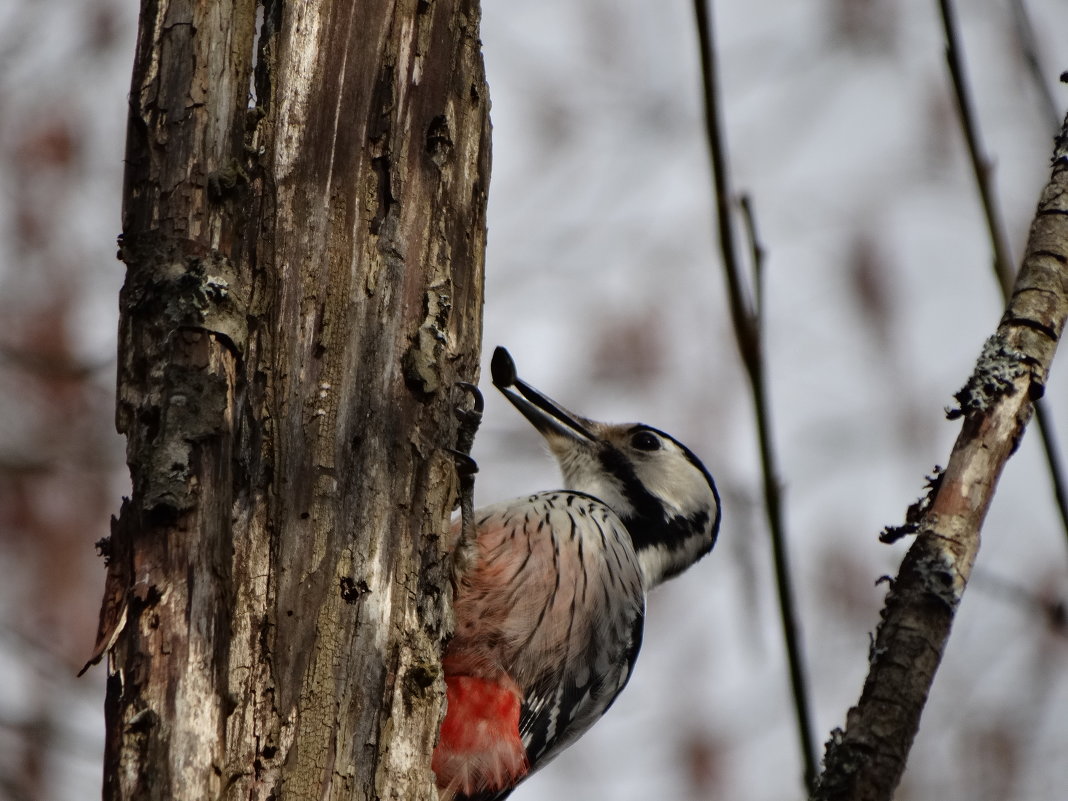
[491,346,720,588]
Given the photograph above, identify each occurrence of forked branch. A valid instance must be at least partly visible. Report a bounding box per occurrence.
[691,0,819,791]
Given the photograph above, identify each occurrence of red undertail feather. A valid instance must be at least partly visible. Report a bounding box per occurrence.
[433,675,529,796]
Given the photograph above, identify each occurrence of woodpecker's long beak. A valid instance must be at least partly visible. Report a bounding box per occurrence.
[491,347,597,443]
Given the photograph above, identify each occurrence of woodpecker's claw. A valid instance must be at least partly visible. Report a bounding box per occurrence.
[453,381,484,457]
[454,381,485,415]
[446,448,479,477]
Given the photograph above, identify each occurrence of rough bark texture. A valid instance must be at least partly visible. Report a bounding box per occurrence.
[95,2,490,800]
[813,117,1068,801]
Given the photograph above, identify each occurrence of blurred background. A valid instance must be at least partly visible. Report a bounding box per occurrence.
[1,1,1067,799]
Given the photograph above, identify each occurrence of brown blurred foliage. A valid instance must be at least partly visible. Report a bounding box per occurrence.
[0,2,130,799]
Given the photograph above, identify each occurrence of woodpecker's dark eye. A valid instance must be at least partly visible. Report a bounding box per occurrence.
[630,430,661,451]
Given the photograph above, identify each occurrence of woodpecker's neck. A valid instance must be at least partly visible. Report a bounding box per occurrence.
[627,505,718,588]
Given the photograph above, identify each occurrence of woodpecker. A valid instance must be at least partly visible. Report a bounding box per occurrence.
[433,347,721,801]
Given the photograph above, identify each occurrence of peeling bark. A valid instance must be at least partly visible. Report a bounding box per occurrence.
[94,2,490,800]
[813,118,1068,801]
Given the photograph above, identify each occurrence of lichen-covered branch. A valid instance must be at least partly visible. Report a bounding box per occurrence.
[813,116,1068,801]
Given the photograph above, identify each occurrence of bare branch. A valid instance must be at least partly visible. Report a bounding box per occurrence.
[739,194,766,319]
[691,1,818,791]
[938,0,1015,295]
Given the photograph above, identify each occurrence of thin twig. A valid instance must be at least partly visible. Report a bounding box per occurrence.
[691,1,819,792]
[938,0,1068,563]
[1032,402,1068,547]
[939,0,1015,296]
[740,194,766,317]
[1008,0,1061,132]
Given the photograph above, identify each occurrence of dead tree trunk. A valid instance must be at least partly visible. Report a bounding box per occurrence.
[93,2,490,799]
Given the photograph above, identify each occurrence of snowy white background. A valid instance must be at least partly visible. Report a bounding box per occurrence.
[1,1,1066,799]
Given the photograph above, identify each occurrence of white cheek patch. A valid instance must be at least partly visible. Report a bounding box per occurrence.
[635,448,715,518]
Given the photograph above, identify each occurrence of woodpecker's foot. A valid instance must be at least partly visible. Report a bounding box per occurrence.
[451,381,483,556]
[451,379,483,504]
[446,446,480,590]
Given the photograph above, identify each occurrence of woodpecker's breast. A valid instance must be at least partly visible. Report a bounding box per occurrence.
[448,492,645,687]
[438,491,646,798]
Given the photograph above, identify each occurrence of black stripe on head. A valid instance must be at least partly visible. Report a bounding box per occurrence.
[600,425,721,562]
[594,442,666,550]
